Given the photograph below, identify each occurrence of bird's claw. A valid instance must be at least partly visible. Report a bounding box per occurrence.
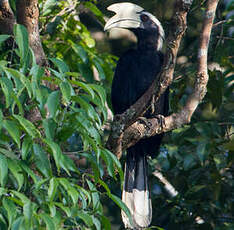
[138,117,152,130]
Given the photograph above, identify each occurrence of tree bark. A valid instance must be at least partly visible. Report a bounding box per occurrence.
[16,0,47,66]
[0,0,15,34]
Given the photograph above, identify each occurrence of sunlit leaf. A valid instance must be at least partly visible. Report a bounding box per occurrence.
[8,159,24,190]
[3,120,21,148]
[40,213,56,230]
[13,24,29,64]
[0,35,10,45]
[42,0,57,16]
[2,198,17,228]
[48,178,58,202]
[46,91,60,118]
[50,58,69,73]
[77,211,93,227]
[14,115,40,139]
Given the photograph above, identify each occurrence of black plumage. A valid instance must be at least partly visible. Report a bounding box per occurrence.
[105,3,169,229]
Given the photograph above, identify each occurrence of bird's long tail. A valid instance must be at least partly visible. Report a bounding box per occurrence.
[121,151,152,229]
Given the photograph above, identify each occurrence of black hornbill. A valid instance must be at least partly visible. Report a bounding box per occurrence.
[104,2,168,229]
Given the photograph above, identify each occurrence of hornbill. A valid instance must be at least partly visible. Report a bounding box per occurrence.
[104,2,168,229]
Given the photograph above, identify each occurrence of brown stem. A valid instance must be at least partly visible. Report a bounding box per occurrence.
[16,0,47,66]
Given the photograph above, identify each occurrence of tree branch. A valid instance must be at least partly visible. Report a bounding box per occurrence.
[106,0,194,158]
[120,0,219,152]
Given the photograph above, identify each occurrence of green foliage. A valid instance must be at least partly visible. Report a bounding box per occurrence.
[0,2,124,227]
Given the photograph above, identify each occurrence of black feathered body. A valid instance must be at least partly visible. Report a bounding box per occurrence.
[111,47,168,229]
[111,48,168,156]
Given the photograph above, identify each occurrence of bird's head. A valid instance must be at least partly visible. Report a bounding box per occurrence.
[104,2,164,51]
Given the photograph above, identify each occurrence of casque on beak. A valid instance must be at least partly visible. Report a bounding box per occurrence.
[104,2,144,31]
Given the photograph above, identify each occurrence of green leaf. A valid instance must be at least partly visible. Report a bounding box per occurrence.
[48,178,58,202]
[48,203,56,217]
[80,152,102,179]
[13,24,29,64]
[3,120,21,148]
[100,215,111,230]
[102,149,123,181]
[30,65,44,85]
[59,178,79,205]
[5,68,32,98]
[50,58,69,73]
[77,62,93,82]
[93,58,105,80]
[0,35,10,45]
[11,93,24,116]
[14,115,40,139]
[21,136,32,160]
[43,139,62,173]
[89,84,106,106]
[46,91,60,118]
[12,217,24,230]
[0,76,14,108]
[71,43,89,64]
[80,30,95,48]
[0,147,18,159]
[77,211,93,227]
[83,2,104,23]
[72,96,100,124]
[34,178,49,190]
[33,143,52,177]
[54,202,71,217]
[11,190,30,204]
[92,215,101,230]
[42,118,56,140]
[3,197,17,228]
[60,81,72,103]
[0,154,8,187]
[20,162,38,184]
[97,179,111,195]
[69,80,95,98]
[100,150,115,178]
[40,213,55,230]
[0,109,3,131]
[42,0,57,16]
[87,180,101,211]
[8,159,24,190]
[23,201,32,226]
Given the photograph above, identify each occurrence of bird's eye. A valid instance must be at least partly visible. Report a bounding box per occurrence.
[140,14,149,22]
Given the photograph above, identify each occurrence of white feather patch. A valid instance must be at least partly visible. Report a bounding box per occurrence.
[133,189,152,228]
[121,191,134,229]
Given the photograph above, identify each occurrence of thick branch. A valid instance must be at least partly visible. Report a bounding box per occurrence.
[106,0,194,158]
[121,0,219,152]
[0,0,15,34]
[16,0,47,66]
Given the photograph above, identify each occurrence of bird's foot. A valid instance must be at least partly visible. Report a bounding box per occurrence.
[137,117,152,131]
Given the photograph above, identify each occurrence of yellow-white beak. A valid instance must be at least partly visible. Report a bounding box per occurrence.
[104,2,144,31]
